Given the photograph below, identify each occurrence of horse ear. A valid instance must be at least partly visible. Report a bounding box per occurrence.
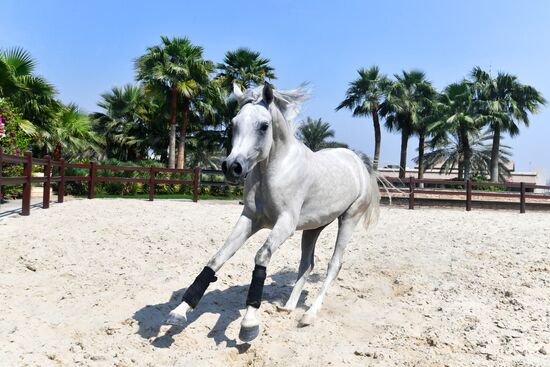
[233,83,244,101]
[263,83,274,105]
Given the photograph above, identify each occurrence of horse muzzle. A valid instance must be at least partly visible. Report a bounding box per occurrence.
[222,158,247,185]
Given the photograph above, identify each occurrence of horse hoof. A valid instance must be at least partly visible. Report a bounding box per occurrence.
[275,305,293,314]
[239,325,260,342]
[298,314,315,327]
[165,311,187,327]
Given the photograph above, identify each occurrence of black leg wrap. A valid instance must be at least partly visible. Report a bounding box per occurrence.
[181,266,217,308]
[246,265,267,309]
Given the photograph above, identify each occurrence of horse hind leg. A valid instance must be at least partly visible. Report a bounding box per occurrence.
[299,213,362,327]
[278,227,324,312]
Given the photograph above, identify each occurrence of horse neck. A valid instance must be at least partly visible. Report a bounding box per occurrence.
[268,105,299,159]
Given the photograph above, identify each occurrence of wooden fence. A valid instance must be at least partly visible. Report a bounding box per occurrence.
[0,148,200,216]
[198,170,550,213]
[382,176,550,213]
[1,149,550,216]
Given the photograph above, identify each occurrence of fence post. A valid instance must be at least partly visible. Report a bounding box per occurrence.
[466,180,472,212]
[88,162,96,199]
[193,167,200,203]
[43,155,52,209]
[148,167,156,201]
[21,151,32,216]
[520,182,526,214]
[58,159,65,203]
[408,176,415,210]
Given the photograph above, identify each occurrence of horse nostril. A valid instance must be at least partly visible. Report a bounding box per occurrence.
[221,161,228,174]
[232,162,243,176]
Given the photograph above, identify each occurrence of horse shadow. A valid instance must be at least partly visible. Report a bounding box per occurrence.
[132,269,314,350]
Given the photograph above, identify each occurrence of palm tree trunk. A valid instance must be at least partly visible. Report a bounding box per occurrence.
[176,98,190,169]
[399,126,409,179]
[464,147,472,181]
[490,126,500,182]
[372,108,381,170]
[168,86,178,169]
[417,131,426,180]
[459,123,471,181]
[54,143,62,161]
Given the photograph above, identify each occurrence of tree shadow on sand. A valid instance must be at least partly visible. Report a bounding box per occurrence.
[133,270,314,350]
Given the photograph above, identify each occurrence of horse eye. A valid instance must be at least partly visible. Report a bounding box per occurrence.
[259,123,269,132]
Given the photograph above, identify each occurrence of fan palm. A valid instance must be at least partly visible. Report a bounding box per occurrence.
[217,48,276,90]
[216,48,276,155]
[380,70,432,179]
[0,47,59,127]
[179,79,227,167]
[470,67,546,182]
[297,117,348,151]
[336,66,391,169]
[411,83,438,179]
[28,103,102,160]
[185,129,226,169]
[417,131,512,181]
[0,47,38,96]
[135,36,214,168]
[429,82,481,180]
[91,84,156,161]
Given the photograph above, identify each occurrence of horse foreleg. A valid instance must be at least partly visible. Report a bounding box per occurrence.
[239,213,295,341]
[299,214,361,327]
[166,214,256,326]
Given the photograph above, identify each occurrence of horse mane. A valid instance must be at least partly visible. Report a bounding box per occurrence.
[236,83,311,134]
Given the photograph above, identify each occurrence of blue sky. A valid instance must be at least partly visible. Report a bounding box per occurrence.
[2,0,549,174]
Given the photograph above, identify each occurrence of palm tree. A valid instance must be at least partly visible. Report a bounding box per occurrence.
[217,48,276,90]
[417,130,512,181]
[186,129,226,169]
[335,66,391,169]
[179,79,227,167]
[0,47,59,128]
[28,103,102,160]
[1,47,102,161]
[216,48,276,155]
[0,57,18,96]
[297,117,348,151]
[430,82,480,181]
[135,36,214,169]
[0,47,39,96]
[470,67,546,182]
[380,70,432,179]
[91,84,158,161]
[412,84,438,180]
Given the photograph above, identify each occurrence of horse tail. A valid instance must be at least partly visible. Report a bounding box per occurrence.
[358,155,380,230]
[358,154,396,230]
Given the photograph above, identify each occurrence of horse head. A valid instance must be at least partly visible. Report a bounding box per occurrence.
[222,83,309,184]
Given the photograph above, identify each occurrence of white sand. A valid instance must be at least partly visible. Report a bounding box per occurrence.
[1,199,549,366]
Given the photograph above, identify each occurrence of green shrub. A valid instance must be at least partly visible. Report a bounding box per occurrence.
[1,99,31,199]
[53,159,245,199]
[471,176,506,192]
[59,159,203,197]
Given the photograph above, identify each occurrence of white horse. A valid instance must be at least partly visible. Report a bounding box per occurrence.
[166,83,380,342]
